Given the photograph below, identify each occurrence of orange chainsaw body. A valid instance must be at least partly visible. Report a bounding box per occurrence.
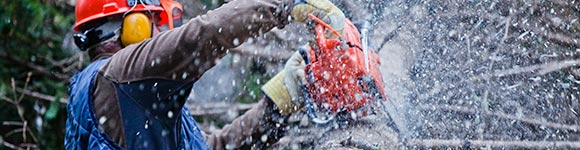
[305,16,386,114]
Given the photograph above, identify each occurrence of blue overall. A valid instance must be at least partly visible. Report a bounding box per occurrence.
[65,58,210,150]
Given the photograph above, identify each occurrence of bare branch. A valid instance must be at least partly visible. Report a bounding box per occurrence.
[0,52,71,81]
[16,72,32,103]
[22,121,27,143]
[6,78,41,144]
[5,128,24,139]
[45,53,82,72]
[340,136,380,150]
[439,7,580,49]
[479,59,580,80]
[419,59,580,100]
[1,140,18,150]
[1,93,15,104]
[3,121,24,126]
[418,104,580,131]
[407,139,580,149]
[189,102,257,116]
[18,143,39,149]
[16,88,68,104]
[10,78,17,103]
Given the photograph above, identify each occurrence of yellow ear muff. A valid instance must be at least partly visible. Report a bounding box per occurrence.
[121,13,152,46]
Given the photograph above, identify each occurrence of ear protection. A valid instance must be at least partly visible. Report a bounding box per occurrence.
[120,13,153,46]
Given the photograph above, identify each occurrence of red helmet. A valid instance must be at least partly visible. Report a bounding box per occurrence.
[74,0,165,32]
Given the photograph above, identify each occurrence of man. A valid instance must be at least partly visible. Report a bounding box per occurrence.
[65,0,345,149]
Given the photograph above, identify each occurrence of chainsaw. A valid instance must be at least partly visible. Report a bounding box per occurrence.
[300,14,386,124]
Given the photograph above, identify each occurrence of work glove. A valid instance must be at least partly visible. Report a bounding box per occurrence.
[262,47,309,115]
[291,0,345,38]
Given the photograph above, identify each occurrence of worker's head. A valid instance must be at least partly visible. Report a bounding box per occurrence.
[73,0,183,53]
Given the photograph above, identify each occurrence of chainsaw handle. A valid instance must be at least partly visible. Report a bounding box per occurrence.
[298,46,310,65]
[308,13,342,52]
[307,13,341,39]
[308,13,348,55]
[298,46,315,83]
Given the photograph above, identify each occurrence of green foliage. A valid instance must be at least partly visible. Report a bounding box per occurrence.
[239,61,272,104]
[1,0,75,149]
[44,100,60,121]
[239,73,267,104]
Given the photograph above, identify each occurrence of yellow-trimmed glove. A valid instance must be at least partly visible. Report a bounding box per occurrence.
[262,48,308,115]
[291,0,345,38]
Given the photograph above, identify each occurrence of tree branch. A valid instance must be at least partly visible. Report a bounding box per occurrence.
[2,121,24,126]
[418,104,580,131]
[478,59,580,80]
[1,140,18,150]
[440,6,580,49]
[407,139,580,149]
[7,77,40,144]
[188,102,257,116]
[419,59,580,100]
[0,52,71,81]
[44,53,82,72]
[16,88,68,104]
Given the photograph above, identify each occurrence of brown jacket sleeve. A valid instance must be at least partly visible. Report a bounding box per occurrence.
[100,0,292,83]
[204,97,289,150]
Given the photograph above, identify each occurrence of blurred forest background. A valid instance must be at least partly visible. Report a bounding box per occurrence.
[1,0,76,149]
[0,0,229,149]
[1,0,580,149]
